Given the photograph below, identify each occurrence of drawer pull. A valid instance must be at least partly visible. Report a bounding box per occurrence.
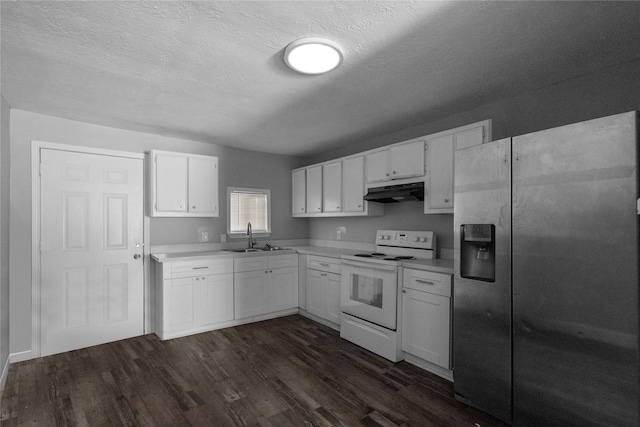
[415,279,435,285]
[319,263,330,267]
[192,266,209,270]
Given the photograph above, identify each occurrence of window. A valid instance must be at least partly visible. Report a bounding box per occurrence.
[227,187,271,237]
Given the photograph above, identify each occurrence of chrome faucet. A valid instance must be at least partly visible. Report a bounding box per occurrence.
[247,222,255,249]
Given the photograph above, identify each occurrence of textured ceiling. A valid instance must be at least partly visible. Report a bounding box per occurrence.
[2,1,640,157]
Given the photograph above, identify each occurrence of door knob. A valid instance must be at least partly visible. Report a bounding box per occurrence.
[133,254,142,260]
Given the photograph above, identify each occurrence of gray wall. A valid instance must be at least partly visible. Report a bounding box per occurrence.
[305,59,640,252]
[9,110,308,354]
[1,96,10,386]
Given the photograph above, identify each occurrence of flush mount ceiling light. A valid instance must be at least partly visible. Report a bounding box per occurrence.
[284,37,343,75]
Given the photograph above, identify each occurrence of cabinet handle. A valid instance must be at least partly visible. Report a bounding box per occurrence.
[202,276,206,280]
[402,289,406,293]
[192,267,209,270]
[196,277,200,281]
[386,173,389,177]
[336,206,340,209]
[392,170,397,175]
[192,205,196,209]
[416,279,435,285]
[444,199,449,203]
[319,263,330,267]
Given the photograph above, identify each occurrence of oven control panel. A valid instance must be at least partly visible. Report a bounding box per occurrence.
[375,230,435,249]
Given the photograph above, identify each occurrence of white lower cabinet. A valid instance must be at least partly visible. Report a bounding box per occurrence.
[234,254,298,320]
[306,256,341,328]
[156,257,234,340]
[401,268,452,370]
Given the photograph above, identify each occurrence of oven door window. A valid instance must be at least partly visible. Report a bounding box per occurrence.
[341,262,398,330]
[351,274,383,308]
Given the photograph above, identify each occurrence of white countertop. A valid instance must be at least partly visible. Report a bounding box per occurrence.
[151,248,297,263]
[151,245,453,274]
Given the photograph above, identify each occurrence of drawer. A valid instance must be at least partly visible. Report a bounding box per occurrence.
[171,258,234,279]
[269,254,298,269]
[403,268,451,297]
[234,256,269,273]
[307,255,341,274]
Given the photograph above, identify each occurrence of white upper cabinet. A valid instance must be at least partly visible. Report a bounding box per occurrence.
[291,119,490,217]
[188,156,218,215]
[365,140,425,184]
[427,134,455,210]
[389,140,425,180]
[343,156,365,213]
[425,121,491,214]
[154,152,188,213]
[150,150,219,217]
[292,168,306,215]
[306,165,323,214]
[364,150,389,183]
[323,161,342,213]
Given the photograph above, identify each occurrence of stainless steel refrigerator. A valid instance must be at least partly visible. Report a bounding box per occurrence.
[453,111,639,426]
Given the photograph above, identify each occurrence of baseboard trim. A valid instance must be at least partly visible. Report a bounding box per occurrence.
[0,356,9,397]
[9,350,32,364]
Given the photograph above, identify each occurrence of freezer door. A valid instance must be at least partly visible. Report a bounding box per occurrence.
[453,138,512,423]
[512,111,639,426]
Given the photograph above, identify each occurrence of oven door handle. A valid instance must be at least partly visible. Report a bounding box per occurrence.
[341,259,397,271]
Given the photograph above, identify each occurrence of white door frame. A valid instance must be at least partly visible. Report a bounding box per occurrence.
[31,140,149,358]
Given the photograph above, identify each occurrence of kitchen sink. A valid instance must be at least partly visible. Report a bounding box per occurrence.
[229,246,288,253]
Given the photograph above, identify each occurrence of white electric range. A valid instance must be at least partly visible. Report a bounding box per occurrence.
[340,230,436,362]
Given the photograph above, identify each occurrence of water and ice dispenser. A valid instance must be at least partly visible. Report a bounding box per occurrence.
[460,224,495,282]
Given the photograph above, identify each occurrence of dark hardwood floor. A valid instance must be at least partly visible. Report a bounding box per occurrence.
[1,315,507,426]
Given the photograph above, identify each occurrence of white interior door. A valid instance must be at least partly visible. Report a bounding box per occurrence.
[39,148,144,356]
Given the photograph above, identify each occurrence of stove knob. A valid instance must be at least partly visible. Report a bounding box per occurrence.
[378,235,384,240]
[420,237,427,242]
[413,237,419,242]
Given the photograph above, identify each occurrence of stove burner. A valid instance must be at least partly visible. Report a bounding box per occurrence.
[353,253,415,261]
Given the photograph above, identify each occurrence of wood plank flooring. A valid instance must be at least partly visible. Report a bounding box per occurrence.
[1,315,508,426]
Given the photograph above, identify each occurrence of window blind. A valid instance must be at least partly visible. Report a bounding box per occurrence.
[229,191,269,233]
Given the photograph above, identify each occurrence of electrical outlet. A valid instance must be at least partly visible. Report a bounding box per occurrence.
[197,227,210,243]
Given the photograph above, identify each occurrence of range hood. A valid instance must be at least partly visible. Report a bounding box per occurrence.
[363,181,424,203]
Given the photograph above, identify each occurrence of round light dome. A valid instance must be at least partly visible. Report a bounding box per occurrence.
[284,38,343,75]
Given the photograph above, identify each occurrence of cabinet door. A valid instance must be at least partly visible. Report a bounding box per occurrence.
[390,140,425,179]
[427,134,454,210]
[306,165,323,214]
[401,289,451,369]
[200,273,234,326]
[306,269,326,318]
[155,152,188,213]
[188,156,218,216]
[454,124,485,151]
[365,150,389,183]
[325,272,342,325]
[166,277,196,333]
[268,267,298,312]
[343,156,365,212]
[292,169,306,215]
[234,270,267,319]
[322,162,342,213]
